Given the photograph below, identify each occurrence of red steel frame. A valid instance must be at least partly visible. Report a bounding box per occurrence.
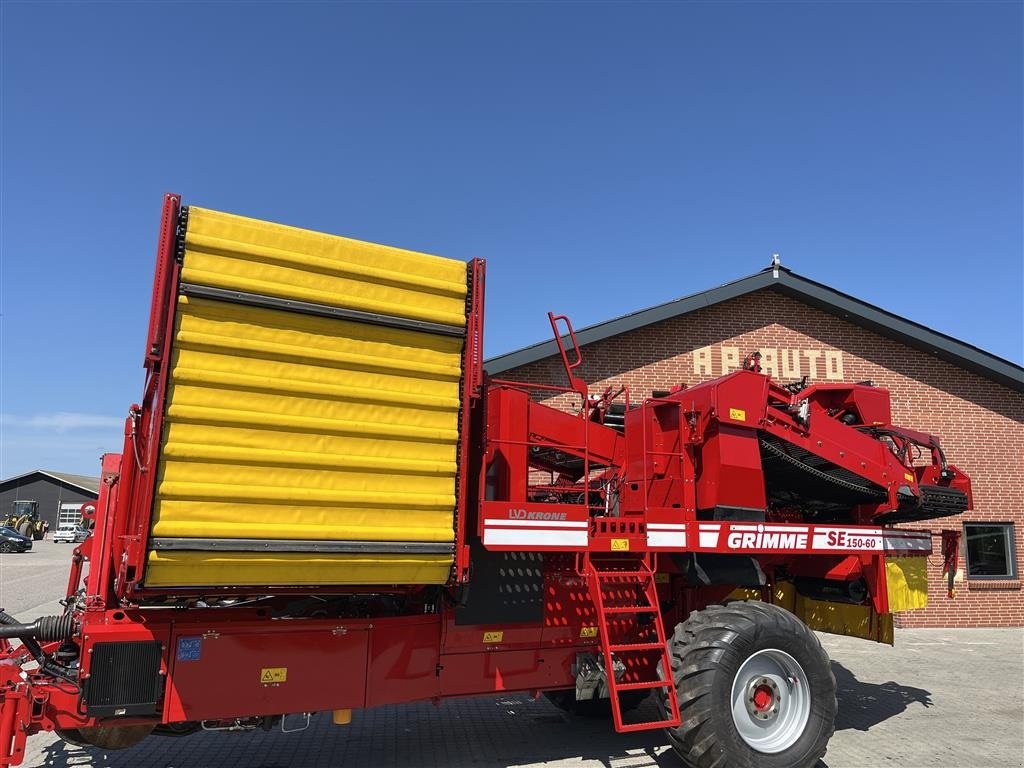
[454,258,486,582]
[0,196,970,766]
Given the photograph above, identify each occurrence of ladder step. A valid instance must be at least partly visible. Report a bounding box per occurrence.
[609,642,665,651]
[583,558,681,734]
[602,605,656,614]
[616,717,682,733]
[593,570,649,578]
[615,680,673,692]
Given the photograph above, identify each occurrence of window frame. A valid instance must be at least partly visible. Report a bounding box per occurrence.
[963,522,1018,581]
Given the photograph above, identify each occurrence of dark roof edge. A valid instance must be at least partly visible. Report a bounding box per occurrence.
[486,270,777,372]
[0,469,101,495]
[485,266,1024,393]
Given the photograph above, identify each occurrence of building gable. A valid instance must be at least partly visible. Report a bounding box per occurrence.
[486,266,1024,392]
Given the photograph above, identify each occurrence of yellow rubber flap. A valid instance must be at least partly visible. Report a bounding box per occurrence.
[144,551,453,588]
[885,556,929,612]
[730,582,895,645]
[145,206,469,588]
[183,207,467,327]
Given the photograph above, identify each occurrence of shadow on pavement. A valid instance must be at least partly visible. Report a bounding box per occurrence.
[30,738,93,767]
[25,665,931,768]
[832,660,932,732]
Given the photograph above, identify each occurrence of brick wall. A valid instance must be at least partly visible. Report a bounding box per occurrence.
[496,288,1024,627]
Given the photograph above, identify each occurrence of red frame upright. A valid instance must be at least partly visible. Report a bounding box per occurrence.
[454,258,486,582]
[93,192,183,603]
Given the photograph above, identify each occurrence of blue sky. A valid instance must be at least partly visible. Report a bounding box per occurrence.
[1,1,1021,478]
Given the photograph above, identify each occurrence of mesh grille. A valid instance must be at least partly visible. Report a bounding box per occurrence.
[84,641,164,717]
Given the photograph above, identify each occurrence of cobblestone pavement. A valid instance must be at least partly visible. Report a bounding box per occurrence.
[7,544,1023,767]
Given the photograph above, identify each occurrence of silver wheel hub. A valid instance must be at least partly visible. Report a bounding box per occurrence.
[730,648,811,754]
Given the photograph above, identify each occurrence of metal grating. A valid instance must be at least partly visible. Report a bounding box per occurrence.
[84,641,164,718]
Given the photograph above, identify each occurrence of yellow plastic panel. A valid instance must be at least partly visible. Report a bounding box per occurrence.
[796,595,894,646]
[885,556,929,612]
[145,207,469,588]
[144,551,453,588]
[730,582,894,645]
[182,207,468,327]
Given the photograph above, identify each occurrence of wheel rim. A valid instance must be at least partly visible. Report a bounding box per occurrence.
[729,648,811,754]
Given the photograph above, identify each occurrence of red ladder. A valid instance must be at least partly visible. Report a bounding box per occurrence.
[583,555,681,733]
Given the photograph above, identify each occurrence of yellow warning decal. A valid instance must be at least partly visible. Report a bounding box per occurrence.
[729,408,746,421]
[483,631,504,643]
[655,573,670,584]
[579,626,598,639]
[610,539,630,551]
[260,667,287,684]
[904,472,915,483]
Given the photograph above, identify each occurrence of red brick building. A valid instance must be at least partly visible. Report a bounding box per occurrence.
[486,263,1024,628]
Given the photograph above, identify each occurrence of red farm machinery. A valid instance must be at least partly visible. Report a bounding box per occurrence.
[0,195,971,767]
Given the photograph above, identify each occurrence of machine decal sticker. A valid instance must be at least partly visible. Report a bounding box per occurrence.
[483,518,588,548]
[176,636,202,662]
[260,667,288,684]
[647,523,687,549]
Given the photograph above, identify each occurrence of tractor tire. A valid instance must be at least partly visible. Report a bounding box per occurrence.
[658,601,836,768]
[545,688,650,718]
[0,542,12,554]
[15,522,30,538]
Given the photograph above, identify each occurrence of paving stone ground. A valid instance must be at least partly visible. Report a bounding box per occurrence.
[6,542,1023,768]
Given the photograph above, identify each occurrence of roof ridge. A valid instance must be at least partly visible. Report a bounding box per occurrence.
[0,469,101,494]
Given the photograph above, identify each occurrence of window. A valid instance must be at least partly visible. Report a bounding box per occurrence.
[964,523,1017,580]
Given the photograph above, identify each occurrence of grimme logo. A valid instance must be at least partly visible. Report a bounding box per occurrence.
[726,530,809,549]
[508,508,569,521]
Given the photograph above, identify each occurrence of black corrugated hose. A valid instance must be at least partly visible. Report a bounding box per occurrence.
[0,611,74,642]
[0,609,80,688]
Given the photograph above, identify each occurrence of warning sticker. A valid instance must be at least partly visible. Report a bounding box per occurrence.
[260,667,287,684]
[729,408,746,421]
[579,626,598,639]
[610,539,629,551]
[483,631,504,644]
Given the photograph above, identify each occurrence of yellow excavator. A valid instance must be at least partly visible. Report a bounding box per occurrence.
[4,500,43,540]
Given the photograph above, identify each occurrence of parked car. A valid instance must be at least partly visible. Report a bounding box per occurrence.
[0,526,33,553]
[53,526,89,544]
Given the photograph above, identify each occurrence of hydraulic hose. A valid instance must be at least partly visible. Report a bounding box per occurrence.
[0,609,46,663]
[0,612,74,642]
[0,610,81,689]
